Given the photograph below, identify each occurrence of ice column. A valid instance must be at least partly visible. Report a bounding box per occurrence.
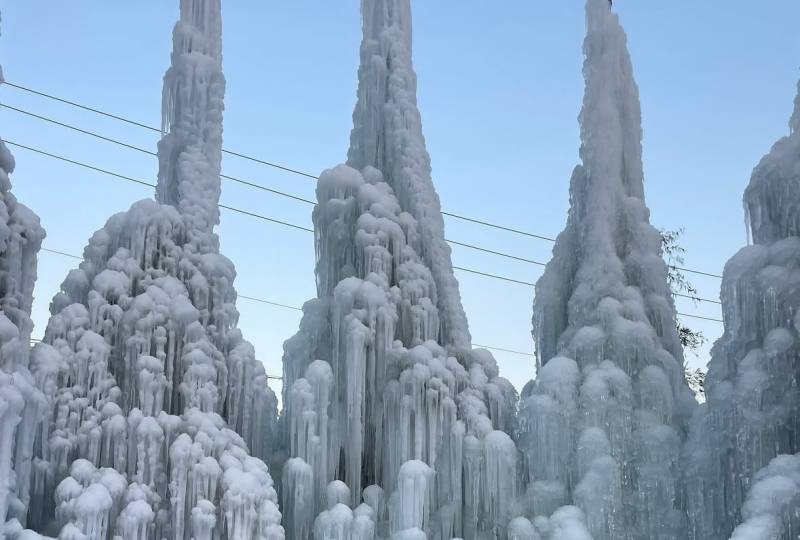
[0,28,47,530]
[684,70,800,540]
[20,1,283,538]
[522,1,697,538]
[281,3,520,535]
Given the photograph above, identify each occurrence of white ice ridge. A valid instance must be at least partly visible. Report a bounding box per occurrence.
[346,0,471,350]
[0,50,47,536]
[522,1,697,539]
[12,2,283,538]
[282,163,518,539]
[683,73,800,540]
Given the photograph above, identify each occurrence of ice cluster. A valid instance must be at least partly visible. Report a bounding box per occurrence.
[281,1,519,538]
[1,1,283,538]
[0,68,48,537]
[520,1,698,539]
[683,71,800,540]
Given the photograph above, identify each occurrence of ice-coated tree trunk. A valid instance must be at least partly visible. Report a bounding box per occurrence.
[521,1,697,539]
[683,77,800,540]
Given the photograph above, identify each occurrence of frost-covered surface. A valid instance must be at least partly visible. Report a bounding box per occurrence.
[0,10,48,536]
[683,74,800,540]
[281,1,519,538]
[728,454,800,540]
[522,1,697,538]
[17,2,282,538]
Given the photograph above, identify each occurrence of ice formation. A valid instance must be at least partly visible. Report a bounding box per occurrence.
[728,454,800,540]
[12,1,283,538]
[281,1,519,538]
[521,1,697,538]
[683,74,800,540]
[0,27,48,534]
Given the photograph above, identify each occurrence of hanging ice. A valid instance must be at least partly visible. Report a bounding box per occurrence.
[14,2,283,538]
[281,1,519,538]
[0,14,48,533]
[521,1,697,539]
[683,75,800,540]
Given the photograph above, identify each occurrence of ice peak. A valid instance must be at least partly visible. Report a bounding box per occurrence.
[348,0,471,349]
[581,0,644,203]
[525,3,695,538]
[156,0,224,240]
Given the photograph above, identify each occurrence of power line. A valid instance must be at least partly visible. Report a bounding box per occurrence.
[13,139,726,317]
[453,266,535,287]
[443,211,556,243]
[674,291,721,305]
[473,343,534,357]
[0,103,318,205]
[677,312,723,323]
[3,81,318,179]
[2,139,556,282]
[1,83,724,280]
[1,104,726,298]
[0,107,554,267]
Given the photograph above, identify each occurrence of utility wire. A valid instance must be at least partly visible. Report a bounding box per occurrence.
[0,106,725,300]
[472,343,534,357]
[13,141,538,294]
[3,81,318,179]
[0,83,724,280]
[0,108,553,265]
[15,139,725,319]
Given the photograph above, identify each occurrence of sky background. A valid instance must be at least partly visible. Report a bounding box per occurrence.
[1,1,799,398]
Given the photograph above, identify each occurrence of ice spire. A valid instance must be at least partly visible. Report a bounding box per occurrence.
[0,10,48,534]
[19,2,283,539]
[347,0,471,350]
[521,1,697,538]
[281,1,519,538]
[157,0,224,241]
[683,75,800,540]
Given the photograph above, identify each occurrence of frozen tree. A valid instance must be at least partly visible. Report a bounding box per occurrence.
[281,1,519,538]
[521,1,697,539]
[18,1,282,538]
[0,19,48,533]
[683,76,800,540]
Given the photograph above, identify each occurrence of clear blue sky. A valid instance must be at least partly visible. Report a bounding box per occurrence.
[1,1,798,395]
